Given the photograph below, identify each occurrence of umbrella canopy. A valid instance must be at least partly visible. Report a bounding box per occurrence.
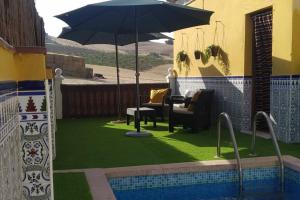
[58,27,172,46]
[55,0,213,34]
[56,0,213,135]
[57,26,172,123]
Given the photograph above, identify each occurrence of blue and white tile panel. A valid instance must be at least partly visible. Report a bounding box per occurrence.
[271,76,300,143]
[176,77,252,132]
[18,81,52,200]
[48,80,56,160]
[0,82,23,200]
[109,167,279,191]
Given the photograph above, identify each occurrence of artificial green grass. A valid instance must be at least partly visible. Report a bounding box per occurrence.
[54,173,92,200]
[54,118,300,170]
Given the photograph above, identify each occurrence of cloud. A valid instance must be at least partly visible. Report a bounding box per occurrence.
[35,0,104,36]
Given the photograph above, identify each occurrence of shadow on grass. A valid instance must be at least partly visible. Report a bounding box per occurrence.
[167,126,300,160]
[54,118,300,170]
[54,118,199,170]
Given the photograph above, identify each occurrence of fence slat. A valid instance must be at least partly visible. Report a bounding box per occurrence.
[61,83,169,118]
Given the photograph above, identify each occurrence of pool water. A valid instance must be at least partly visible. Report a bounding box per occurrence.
[113,179,300,200]
[109,167,300,200]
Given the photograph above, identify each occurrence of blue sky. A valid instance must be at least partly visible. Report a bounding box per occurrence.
[35,0,172,40]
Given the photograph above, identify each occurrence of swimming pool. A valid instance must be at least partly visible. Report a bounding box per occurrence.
[104,157,300,200]
[109,166,300,200]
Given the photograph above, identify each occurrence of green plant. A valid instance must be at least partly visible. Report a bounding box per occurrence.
[176,51,190,71]
[205,45,230,75]
[194,50,208,65]
[205,45,220,58]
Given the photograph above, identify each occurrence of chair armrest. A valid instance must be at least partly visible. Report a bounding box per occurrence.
[167,96,185,112]
[140,94,150,104]
[170,95,185,104]
[184,97,192,107]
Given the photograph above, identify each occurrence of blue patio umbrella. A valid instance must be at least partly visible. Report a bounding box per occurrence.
[58,27,171,122]
[56,0,213,136]
[59,27,171,46]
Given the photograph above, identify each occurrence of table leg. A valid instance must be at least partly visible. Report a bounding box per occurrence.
[134,113,137,128]
[144,116,148,125]
[126,114,130,125]
[153,113,156,128]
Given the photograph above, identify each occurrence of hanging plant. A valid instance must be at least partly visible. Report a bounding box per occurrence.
[179,50,187,62]
[194,50,201,60]
[176,50,190,71]
[205,44,220,58]
[194,28,202,60]
[194,50,208,64]
[205,45,230,75]
[194,28,208,65]
[176,33,190,71]
[204,21,230,75]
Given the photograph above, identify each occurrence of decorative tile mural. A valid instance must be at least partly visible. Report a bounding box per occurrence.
[271,76,300,143]
[176,76,300,143]
[48,80,56,160]
[18,81,52,200]
[0,82,23,200]
[176,77,252,132]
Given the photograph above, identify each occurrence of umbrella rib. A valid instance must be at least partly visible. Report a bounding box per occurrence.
[115,10,131,35]
[161,5,211,30]
[83,31,99,45]
[70,8,115,31]
[146,9,172,33]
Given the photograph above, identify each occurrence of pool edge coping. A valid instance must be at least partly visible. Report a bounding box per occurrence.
[54,155,300,200]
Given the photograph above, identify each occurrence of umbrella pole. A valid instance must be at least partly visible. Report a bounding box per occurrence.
[115,34,122,121]
[111,34,125,124]
[125,7,151,137]
[135,13,141,133]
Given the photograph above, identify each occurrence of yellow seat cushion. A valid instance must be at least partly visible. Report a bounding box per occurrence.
[149,88,169,103]
[187,91,202,111]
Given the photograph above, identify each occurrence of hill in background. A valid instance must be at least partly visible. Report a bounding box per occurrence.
[46,35,173,71]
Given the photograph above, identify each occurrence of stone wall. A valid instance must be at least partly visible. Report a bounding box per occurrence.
[46,53,93,79]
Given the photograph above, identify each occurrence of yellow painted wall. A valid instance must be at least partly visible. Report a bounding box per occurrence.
[291,0,300,75]
[272,0,293,75]
[14,53,46,81]
[174,0,299,77]
[0,43,46,82]
[0,46,18,80]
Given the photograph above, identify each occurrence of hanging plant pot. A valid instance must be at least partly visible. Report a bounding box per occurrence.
[205,45,221,58]
[211,45,220,57]
[176,51,190,71]
[194,50,201,60]
[179,51,187,62]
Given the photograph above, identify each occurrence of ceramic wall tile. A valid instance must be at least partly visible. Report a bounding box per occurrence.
[176,77,252,132]
[271,77,300,143]
[0,82,23,200]
[18,81,52,200]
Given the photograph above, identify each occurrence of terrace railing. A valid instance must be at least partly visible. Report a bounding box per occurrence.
[250,111,284,192]
[61,83,169,118]
[216,112,243,194]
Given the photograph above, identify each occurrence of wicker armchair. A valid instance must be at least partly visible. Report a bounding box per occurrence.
[168,89,214,132]
[140,88,171,121]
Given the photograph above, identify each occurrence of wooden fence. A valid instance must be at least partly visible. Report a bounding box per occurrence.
[0,0,45,46]
[61,83,169,118]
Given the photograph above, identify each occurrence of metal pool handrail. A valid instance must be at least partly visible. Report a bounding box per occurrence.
[250,111,284,192]
[216,112,243,193]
